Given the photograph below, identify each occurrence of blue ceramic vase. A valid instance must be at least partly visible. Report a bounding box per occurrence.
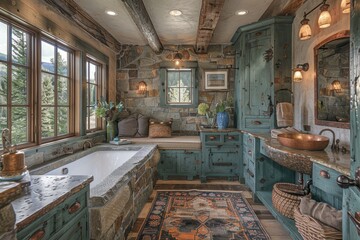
[216,112,229,129]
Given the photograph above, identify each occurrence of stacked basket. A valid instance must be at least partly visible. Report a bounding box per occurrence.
[294,207,342,240]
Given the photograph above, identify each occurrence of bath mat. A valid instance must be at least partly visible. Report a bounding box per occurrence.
[137,190,270,240]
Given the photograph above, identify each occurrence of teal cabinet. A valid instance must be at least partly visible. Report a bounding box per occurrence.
[243,133,295,200]
[200,131,242,182]
[17,186,90,240]
[232,17,293,132]
[157,150,201,180]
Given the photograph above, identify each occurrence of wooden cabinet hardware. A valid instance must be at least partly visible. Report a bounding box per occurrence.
[247,169,254,178]
[209,136,216,140]
[227,136,235,140]
[29,229,45,240]
[68,201,81,214]
[319,170,330,179]
[251,120,262,125]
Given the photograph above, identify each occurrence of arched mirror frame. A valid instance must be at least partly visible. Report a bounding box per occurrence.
[314,30,350,129]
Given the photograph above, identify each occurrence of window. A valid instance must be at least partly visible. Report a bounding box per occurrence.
[0,19,33,145]
[160,68,198,107]
[86,58,103,131]
[40,39,74,141]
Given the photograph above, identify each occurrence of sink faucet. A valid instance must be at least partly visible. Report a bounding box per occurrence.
[82,140,93,150]
[319,128,335,150]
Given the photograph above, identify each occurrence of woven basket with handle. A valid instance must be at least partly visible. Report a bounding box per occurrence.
[294,207,342,240]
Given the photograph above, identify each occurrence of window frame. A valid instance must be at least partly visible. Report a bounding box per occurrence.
[39,37,75,143]
[0,17,35,148]
[159,67,198,108]
[85,57,104,132]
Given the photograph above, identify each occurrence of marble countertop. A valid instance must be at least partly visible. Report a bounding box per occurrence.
[11,175,93,231]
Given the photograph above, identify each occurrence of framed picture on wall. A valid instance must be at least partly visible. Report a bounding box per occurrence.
[204,70,228,90]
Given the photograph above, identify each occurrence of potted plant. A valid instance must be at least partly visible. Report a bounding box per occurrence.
[95,97,124,142]
[215,98,233,130]
[198,103,216,128]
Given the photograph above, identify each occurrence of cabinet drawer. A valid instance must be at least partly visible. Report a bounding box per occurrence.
[17,211,57,240]
[244,117,271,129]
[204,134,221,145]
[313,164,343,198]
[224,133,240,145]
[61,189,87,226]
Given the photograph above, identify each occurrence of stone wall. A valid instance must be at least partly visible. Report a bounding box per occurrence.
[116,45,236,133]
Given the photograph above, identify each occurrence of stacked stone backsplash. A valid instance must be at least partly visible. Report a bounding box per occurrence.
[116,45,236,133]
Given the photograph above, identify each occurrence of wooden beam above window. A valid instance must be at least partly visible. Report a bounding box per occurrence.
[195,0,225,54]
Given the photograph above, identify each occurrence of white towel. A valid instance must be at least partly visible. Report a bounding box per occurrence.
[276,102,293,127]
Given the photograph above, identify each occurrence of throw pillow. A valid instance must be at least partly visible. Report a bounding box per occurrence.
[148,119,172,138]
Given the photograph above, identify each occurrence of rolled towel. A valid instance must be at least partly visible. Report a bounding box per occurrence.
[276,102,293,127]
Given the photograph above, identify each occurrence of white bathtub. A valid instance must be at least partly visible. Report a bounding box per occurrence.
[45,151,137,187]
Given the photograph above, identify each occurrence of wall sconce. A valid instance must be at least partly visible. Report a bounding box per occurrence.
[341,0,350,13]
[298,0,332,41]
[173,52,182,66]
[332,80,342,93]
[293,63,309,82]
[136,81,147,95]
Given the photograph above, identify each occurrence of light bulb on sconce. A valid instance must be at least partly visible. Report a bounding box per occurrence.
[293,63,309,82]
[173,52,182,66]
[318,2,332,28]
[341,0,350,13]
[298,0,332,41]
[136,81,147,95]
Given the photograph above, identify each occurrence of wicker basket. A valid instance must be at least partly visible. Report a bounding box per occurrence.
[272,183,306,219]
[294,207,342,240]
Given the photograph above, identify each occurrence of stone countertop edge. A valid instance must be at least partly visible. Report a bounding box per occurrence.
[242,130,351,176]
[11,175,93,231]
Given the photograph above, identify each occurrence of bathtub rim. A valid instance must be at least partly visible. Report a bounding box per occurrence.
[30,144,158,207]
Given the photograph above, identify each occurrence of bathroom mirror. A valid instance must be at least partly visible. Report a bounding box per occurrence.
[314,31,350,129]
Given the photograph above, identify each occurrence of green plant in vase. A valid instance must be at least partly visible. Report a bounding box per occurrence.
[198,103,216,128]
[95,97,124,142]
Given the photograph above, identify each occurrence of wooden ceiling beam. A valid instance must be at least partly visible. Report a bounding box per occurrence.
[122,0,163,54]
[43,0,122,52]
[260,0,304,20]
[195,0,225,54]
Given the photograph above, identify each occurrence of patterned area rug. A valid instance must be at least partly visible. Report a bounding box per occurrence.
[137,190,270,240]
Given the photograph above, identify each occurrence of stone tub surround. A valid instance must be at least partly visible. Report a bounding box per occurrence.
[11,175,93,232]
[31,144,159,240]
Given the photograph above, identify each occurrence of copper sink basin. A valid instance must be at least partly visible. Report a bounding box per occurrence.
[277,133,329,151]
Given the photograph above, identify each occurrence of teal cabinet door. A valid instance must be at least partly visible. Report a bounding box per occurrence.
[233,17,293,132]
[57,210,88,240]
[157,150,200,180]
[338,2,360,239]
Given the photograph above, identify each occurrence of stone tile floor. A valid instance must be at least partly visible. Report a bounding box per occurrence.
[127,179,292,240]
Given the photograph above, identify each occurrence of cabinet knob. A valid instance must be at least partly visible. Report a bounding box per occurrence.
[248,150,252,156]
[319,170,330,179]
[337,175,359,188]
[227,136,235,140]
[68,201,81,214]
[248,138,253,144]
[252,120,262,125]
[209,136,216,140]
[348,211,360,236]
[29,229,45,240]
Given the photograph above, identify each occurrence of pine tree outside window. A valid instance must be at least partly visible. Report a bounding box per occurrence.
[0,19,32,146]
[86,58,103,131]
[40,39,74,141]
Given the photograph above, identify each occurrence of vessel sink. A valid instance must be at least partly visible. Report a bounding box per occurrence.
[277,133,329,151]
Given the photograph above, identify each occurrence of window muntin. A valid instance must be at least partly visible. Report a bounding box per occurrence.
[86,58,102,131]
[0,19,32,145]
[166,69,193,105]
[40,39,73,140]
